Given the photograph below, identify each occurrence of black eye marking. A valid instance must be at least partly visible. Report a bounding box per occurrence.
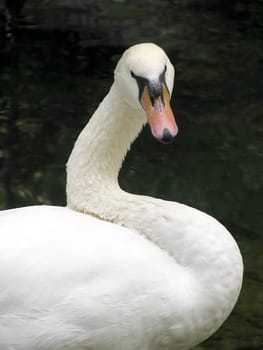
[131,71,149,100]
[131,65,168,106]
[160,65,167,84]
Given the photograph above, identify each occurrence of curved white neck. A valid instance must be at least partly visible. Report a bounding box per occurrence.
[67,83,146,191]
[66,82,243,347]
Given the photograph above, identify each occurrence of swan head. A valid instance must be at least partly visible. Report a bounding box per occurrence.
[114,43,178,143]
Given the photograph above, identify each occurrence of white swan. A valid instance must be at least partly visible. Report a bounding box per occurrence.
[0,43,243,350]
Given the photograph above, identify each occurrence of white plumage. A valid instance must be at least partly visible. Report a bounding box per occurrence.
[0,43,243,350]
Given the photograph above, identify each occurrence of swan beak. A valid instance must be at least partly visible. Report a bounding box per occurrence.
[140,84,178,143]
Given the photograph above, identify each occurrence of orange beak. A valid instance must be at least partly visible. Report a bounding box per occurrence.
[140,84,178,143]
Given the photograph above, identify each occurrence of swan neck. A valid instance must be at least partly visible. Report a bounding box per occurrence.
[66,83,145,207]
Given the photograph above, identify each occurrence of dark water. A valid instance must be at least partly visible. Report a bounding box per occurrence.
[0,1,262,349]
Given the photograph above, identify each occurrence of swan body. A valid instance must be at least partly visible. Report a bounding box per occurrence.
[0,43,243,350]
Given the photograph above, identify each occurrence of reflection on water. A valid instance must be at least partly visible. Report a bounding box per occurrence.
[0,1,262,349]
